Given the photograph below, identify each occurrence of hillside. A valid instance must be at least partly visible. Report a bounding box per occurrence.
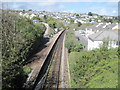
[2,10,46,89]
[69,48,118,88]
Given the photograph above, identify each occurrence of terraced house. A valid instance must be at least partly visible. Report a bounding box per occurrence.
[88,29,118,50]
[75,23,119,50]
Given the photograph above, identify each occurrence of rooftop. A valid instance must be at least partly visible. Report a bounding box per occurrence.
[88,30,118,41]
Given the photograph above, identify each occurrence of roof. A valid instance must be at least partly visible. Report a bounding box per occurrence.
[75,31,88,46]
[88,30,118,41]
[106,23,116,30]
[86,23,117,31]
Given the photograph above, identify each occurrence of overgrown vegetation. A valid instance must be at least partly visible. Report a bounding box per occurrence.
[69,47,118,88]
[44,16,65,37]
[65,22,118,88]
[2,10,46,89]
[65,27,84,53]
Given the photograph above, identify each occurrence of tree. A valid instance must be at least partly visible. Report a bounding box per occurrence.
[88,12,93,16]
[22,10,25,13]
[44,15,48,20]
[2,10,46,89]
[89,18,92,22]
[70,18,74,23]
[48,20,57,29]
[108,19,113,23]
[76,14,79,17]
[28,9,32,11]
[76,14,80,18]
[78,22,82,27]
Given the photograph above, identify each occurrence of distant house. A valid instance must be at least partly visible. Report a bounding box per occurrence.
[19,12,23,16]
[30,13,36,19]
[88,30,118,50]
[75,31,88,50]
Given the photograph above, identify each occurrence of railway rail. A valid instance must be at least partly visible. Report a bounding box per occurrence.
[33,31,65,90]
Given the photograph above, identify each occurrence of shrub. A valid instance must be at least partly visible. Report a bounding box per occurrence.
[2,10,46,89]
[69,48,118,88]
[65,29,84,53]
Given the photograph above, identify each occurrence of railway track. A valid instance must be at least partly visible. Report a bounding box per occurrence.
[33,31,65,90]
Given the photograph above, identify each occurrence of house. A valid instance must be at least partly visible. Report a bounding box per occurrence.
[88,30,118,50]
[75,31,88,50]
[29,13,36,19]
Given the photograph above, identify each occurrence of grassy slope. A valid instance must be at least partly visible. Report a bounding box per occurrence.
[69,48,118,88]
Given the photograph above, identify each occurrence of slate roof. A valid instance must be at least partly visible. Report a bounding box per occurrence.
[105,23,116,30]
[86,23,106,31]
[75,31,88,49]
[88,30,118,41]
[86,23,118,31]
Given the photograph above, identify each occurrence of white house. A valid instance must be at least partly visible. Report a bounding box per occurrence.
[19,12,23,16]
[29,13,36,19]
[88,30,118,50]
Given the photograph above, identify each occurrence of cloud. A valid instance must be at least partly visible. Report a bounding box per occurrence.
[2,2,118,16]
[59,5,65,9]
[99,8,108,15]
[112,10,117,14]
[9,3,23,9]
[2,0,120,2]
[63,10,76,13]
[35,0,57,6]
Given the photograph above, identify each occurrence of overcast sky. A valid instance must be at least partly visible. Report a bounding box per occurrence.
[2,1,118,16]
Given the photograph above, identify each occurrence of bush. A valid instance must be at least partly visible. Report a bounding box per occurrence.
[69,48,118,88]
[65,29,84,53]
[2,10,46,89]
[23,66,32,75]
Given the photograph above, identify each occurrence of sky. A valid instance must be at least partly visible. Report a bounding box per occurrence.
[2,2,118,16]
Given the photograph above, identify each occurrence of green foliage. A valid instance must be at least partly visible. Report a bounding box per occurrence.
[2,10,46,89]
[69,48,118,88]
[83,23,94,26]
[23,66,32,75]
[88,12,93,16]
[47,28,55,37]
[47,20,57,29]
[44,16,58,29]
[69,18,74,23]
[45,16,65,35]
[103,18,113,23]
[89,18,92,22]
[77,22,82,27]
[65,29,84,53]
[56,22,65,29]
[43,15,48,20]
